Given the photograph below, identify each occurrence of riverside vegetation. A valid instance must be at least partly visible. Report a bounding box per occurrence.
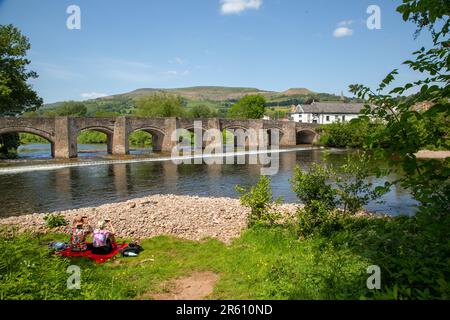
[0,152,448,300]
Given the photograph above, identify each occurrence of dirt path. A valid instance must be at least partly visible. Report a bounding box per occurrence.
[145,271,220,300]
[415,150,450,159]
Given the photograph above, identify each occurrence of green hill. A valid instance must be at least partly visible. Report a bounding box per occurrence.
[39,86,359,117]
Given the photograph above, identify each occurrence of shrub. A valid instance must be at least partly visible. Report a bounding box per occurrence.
[335,153,390,215]
[296,201,343,238]
[236,176,283,226]
[290,164,337,211]
[319,120,389,149]
[43,213,67,229]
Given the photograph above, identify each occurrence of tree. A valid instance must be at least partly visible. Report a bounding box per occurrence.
[134,94,186,118]
[189,104,217,118]
[349,0,449,216]
[54,101,87,116]
[0,24,43,156]
[228,95,266,119]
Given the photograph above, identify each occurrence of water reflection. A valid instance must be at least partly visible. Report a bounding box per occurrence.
[0,149,418,217]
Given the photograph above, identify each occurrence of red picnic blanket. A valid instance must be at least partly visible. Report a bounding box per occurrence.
[56,243,128,263]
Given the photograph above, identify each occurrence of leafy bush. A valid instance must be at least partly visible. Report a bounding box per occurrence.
[331,214,450,299]
[319,119,389,149]
[43,213,67,229]
[236,176,283,226]
[335,153,390,214]
[290,164,337,211]
[296,201,343,238]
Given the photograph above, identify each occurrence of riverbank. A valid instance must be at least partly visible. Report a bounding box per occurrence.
[0,194,298,244]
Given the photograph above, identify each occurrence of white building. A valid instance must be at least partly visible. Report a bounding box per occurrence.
[290,102,364,124]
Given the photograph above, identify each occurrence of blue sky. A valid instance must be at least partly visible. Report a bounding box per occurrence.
[0,0,433,103]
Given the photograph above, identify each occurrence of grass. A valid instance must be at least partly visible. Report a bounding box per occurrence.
[1,214,449,300]
[0,225,371,300]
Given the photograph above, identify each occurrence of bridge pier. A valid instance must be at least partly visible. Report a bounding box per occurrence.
[280,121,297,147]
[161,118,178,152]
[54,117,77,158]
[112,116,129,155]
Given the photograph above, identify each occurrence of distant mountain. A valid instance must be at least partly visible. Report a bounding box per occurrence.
[40,86,359,117]
[105,86,277,102]
[279,88,315,96]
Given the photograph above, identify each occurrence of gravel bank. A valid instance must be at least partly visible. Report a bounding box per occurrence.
[0,194,299,244]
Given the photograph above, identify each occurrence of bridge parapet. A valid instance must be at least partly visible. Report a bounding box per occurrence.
[0,116,320,158]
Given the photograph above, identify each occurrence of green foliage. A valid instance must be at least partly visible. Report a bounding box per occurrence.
[291,154,388,237]
[228,95,267,119]
[53,101,87,117]
[236,176,283,226]
[335,153,390,214]
[189,104,218,118]
[331,214,450,299]
[128,131,152,147]
[296,201,343,238]
[0,24,42,157]
[290,164,337,211]
[19,133,48,144]
[349,0,449,216]
[0,24,42,116]
[43,213,67,229]
[77,131,107,144]
[319,119,389,149]
[134,94,186,118]
[0,133,20,158]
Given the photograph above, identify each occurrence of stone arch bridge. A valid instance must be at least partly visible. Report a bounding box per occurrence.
[0,117,320,158]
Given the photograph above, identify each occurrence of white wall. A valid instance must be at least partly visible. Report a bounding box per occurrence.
[291,113,360,124]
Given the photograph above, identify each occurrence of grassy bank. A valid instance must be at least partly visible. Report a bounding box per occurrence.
[1,211,449,300]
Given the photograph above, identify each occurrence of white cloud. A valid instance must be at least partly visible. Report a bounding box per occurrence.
[80,92,108,99]
[169,57,184,65]
[333,27,354,38]
[220,0,262,15]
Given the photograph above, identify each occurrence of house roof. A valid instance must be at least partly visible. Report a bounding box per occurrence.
[299,102,365,114]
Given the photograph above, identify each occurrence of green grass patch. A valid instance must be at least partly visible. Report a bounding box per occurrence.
[1,215,449,300]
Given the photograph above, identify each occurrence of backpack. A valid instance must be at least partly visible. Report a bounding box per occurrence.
[120,241,143,257]
[48,242,68,252]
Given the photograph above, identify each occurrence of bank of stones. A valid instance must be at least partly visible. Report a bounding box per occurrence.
[0,194,299,244]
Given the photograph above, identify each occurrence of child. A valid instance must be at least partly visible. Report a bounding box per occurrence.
[70,216,91,252]
[92,219,116,255]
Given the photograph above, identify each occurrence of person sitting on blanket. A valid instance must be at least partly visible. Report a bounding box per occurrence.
[92,219,116,255]
[70,216,92,252]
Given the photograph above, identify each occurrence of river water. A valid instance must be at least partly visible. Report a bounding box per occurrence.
[0,143,418,217]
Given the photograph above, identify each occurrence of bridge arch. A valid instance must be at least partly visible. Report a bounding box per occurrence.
[0,126,55,157]
[222,126,254,148]
[265,127,285,147]
[77,126,114,154]
[129,126,166,152]
[296,129,318,145]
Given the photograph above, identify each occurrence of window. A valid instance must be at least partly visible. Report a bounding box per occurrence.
[326,116,330,122]
[342,115,346,122]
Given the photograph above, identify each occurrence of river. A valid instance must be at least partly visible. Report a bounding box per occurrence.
[0,143,418,217]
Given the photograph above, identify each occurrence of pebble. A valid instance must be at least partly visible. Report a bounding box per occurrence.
[0,194,299,244]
